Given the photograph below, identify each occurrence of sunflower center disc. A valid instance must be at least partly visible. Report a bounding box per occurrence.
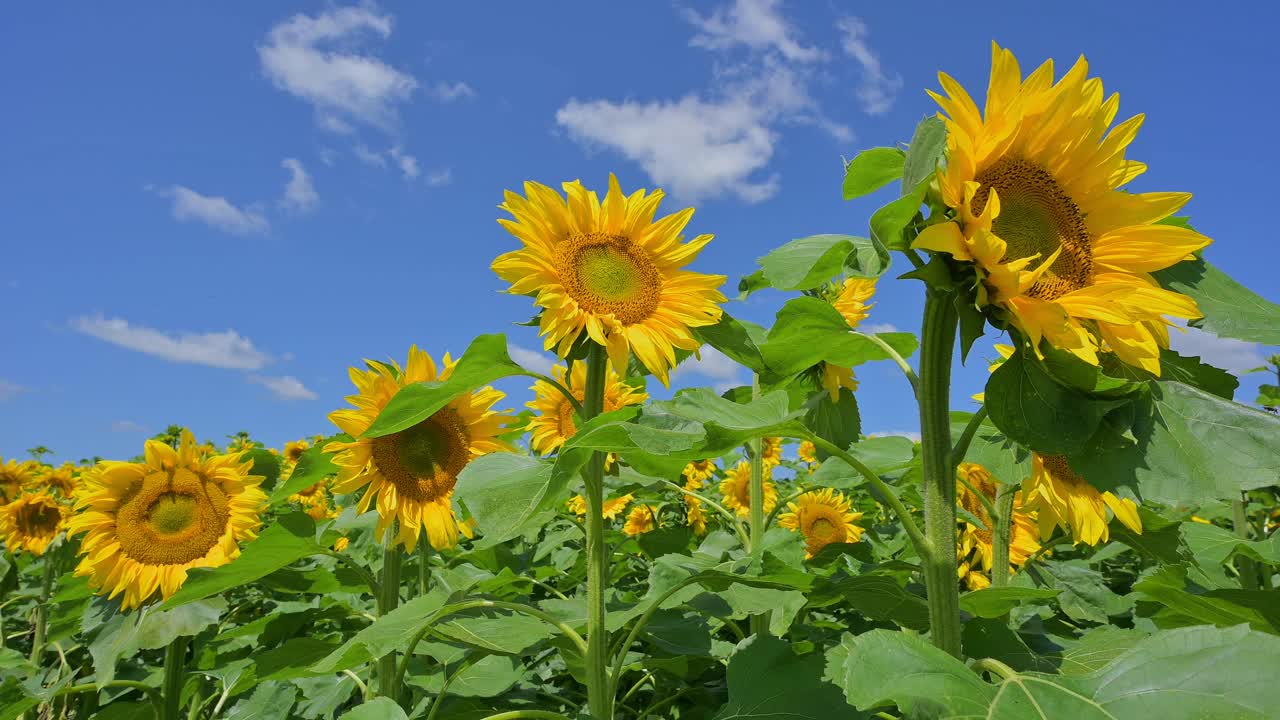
[148,493,198,535]
[17,502,61,537]
[1040,454,1087,488]
[559,232,662,324]
[972,157,1093,300]
[556,392,583,438]
[372,409,471,504]
[808,516,840,542]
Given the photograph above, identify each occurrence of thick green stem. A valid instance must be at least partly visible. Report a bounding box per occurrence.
[918,291,963,657]
[990,485,1017,588]
[418,541,432,597]
[28,553,55,664]
[1233,498,1259,591]
[161,635,188,720]
[748,376,770,637]
[582,343,613,720]
[376,537,402,702]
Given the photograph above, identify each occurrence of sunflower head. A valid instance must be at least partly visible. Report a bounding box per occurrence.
[760,437,783,470]
[37,463,79,497]
[0,458,38,505]
[527,363,647,456]
[325,346,511,552]
[622,505,659,536]
[0,492,69,556]
[798,441,818,466]
[681,460,717,489]
[914,42,1212,375]
[284,439,311,464]
[566,493,633,521]
[955,462,1041,586]
[1024,453,1141,545]
[493,174,727,385]
[66,431,267,610]
[719,461,778,518]
[778,488,865,558]
[833,277,877,329]
[684,495,708,535]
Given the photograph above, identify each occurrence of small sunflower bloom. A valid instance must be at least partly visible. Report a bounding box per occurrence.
[325,346,512,552]
[1023,454,1141,545]
[0,458,38,505]
[681,460,717,489]
[622,505,659,536]
[66,431,267,610]
[719,461,778,518]
[527,363,647,462]
[0,492,70,556]
[493,174,727,386]
[778,488,864,558]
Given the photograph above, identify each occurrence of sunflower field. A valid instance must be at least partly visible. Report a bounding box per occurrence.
[5,43,1280,720]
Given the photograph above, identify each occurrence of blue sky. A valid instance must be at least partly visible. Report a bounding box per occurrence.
[3,1,1276,464]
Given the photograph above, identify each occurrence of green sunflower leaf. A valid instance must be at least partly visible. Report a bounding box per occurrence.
[757,234,889,290]
[1152,257,1280,345]
[843,147,905,200]
[870,176,930,251]
[714,635,861,720]
[759,296,918,378]
[455,453,557,549]
[363,334,528,439]
[694,311,768,375]
[902,116,947,194]
[269,445,338,506]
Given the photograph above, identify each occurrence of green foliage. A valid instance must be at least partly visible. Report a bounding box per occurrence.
[1153,257,1280,345]
[842,147,905,200]
[714,636,859,719]
[757,234,889,290]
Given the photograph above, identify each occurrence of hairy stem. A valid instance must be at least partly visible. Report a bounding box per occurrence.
[1233,497,1259,591]
[582,342,613,720]
[989,485,1017,588]
[161,635,189,720]
[28,552,55,664]
[918,291,963,657]
[748,376,770,636]
[376,535,402,702]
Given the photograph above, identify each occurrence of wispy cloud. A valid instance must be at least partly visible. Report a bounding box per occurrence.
[388,146,420,179]
[111,420,146,433]
[72,314,271,370]
[508,344,556,375]
[353,143,388,168]
[556,0,854,203]
[425,168,453,187]
[429,81,475,102]
[249,374,318,401]
[259,7,417,131]
[0,379,28,402]
[684,0,824,62]
[280,158,319,213]
[862,322,901,334]
[353,144,421,180]
[165,186,269,235]
[836,16,902,115]
[672,347,744,393]
[1169,324,1267,375]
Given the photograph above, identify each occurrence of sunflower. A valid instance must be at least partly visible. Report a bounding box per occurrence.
[493,174,727,385]
[1023,453,1140,545]
[325,346,511,552]
[527,363,647,461]
[778,488,865,558]
[956,463,1040,589]
[719,461,778,518]
[39,463,79,497]
[67,431,266,609]
[681,460,718,489]
[685,495,708,535]
[914,43,1212,374]
[566,493,633,520]
[819,363,859,401]
[0,458,37,505]
[283,439,311,464]
[333,536,350,553]
[760,437,783,470]
[833,277,877,329]
[798,441,818,466]
[622,505,659,536]
[0,492,70,556]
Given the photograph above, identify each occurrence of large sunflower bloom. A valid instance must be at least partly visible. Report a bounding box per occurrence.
[527,363,647,459]
[778,488,865,558]
[719,461,777,517]
[1024,453,1141,545]
[914,43,1211,374]
[66,431,267,609]
[0,492,70,556]
[0,458,38,505]
[955,462,1040,589]
[493,174,726,385]
[325,346,511,552]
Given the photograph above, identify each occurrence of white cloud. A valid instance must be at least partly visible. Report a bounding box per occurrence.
[249,375,318,401]
[0,379,27,401]
[280,158,319,212]
[430,81,475,102]
[862,322,901,334]
[1169,324,1267,375]
[684,0,824,62]
[508,344,556,375]
[317,114,355,134]
[167,186,269,235]
[836,17,902,115]
[319,147,339,166]
[388,146,420,179]
[672,347,744,393]
[259,7,417,131]
[425,168,453,187]
[111,420,146,433]
[72,314,271,370]
[353,143,388,168]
